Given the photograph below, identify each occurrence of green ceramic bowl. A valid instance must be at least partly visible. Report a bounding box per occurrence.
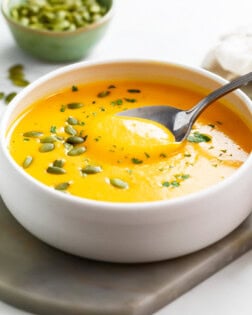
[1,0,113,62]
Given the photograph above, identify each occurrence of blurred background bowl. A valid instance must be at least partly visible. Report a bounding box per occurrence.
[1,0,114,62]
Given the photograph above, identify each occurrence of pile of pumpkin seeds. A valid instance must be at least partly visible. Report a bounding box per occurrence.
[10,0,109,32]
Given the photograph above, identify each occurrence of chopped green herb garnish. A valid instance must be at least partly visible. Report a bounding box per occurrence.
[94,136,101,142]
[181,174,190,180]
[127,89,141,93]
[187,131,211,143]
[208,124,215,128]
[0,92,5,100]
[131,158,143,164]
[184,153,191,157]
[144,152,150,158]
[50,125,57,133]
[60,104,66,112]
[160,153,167,158]
[71,85,78,92]
[171,181,180,187]
[124,98,137,103]
[97,90,110,98]
[162,181,170,187]
[108,85,116,89]
[111,99,123,106]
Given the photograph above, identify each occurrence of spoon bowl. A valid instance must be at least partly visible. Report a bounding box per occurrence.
[118,72,252,142]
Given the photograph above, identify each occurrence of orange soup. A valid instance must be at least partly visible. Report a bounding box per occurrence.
[7,80,252,202]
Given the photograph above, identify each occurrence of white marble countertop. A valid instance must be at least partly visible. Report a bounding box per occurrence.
[1,0,252,314]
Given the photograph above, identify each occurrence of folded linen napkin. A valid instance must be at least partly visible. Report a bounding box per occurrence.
[202,26,252,80]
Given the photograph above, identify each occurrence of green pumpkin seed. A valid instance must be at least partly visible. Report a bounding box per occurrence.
[64,142,73,151]
[39,143,55,152]
[53,159,65,168]
[23,155,33,168]
[67,146,86,156]
[82,165,102,174]
[109,178,129,189]
[5,92,17,104]
[40,136,57,143]
[64,125,77,136]
[9,64,23,75]
[8,64,30,87]
[55,182,70,190]
[12,79,30,87]
[47,166,66,174]
[23,131,43,138]
[67,116,78,125]
[67,102,84,109]
[66,136,85,144]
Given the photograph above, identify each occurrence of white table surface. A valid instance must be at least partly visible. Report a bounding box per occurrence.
[1,0,252,314]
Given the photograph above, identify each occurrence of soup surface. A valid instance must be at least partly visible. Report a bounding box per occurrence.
[8,80,252,202]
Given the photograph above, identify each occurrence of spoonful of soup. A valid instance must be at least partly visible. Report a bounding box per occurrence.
[117,72,252,142]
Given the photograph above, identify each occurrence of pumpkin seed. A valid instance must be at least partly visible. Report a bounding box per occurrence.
[39,143,55,152]
[55,182,70,190]
[64,142,73,151]
[5,92,17,104]
[23,131,43,138]
[82,165,102,174]
[8,64,30,87]
[67,146,86,156]
[47,166,66,174]
[67,116,78,125]
[67,102,84,109]
[12,79,30,87]
[66,136,85,144]
[40,135,57,143]
[109,178,129,189]
[53,159,65,168]
[64,125,77,136]
[23,155,33,168]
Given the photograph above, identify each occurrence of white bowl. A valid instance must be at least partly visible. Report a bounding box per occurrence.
[0,60,252,263]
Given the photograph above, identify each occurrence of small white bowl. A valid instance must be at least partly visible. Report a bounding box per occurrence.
[0,60,252,263]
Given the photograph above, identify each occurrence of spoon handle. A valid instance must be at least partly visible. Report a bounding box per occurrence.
[188,72,252,121]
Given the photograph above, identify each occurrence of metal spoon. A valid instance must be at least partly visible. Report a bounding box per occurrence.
[117,72,252,142]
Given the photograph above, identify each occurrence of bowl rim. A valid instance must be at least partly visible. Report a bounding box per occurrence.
[1,59,252,212]
[1,0,114,37]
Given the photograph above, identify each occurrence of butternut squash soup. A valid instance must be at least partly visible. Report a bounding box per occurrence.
[7,80,252,202]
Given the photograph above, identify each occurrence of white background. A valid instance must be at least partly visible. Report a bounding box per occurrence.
[1,0,252,314]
